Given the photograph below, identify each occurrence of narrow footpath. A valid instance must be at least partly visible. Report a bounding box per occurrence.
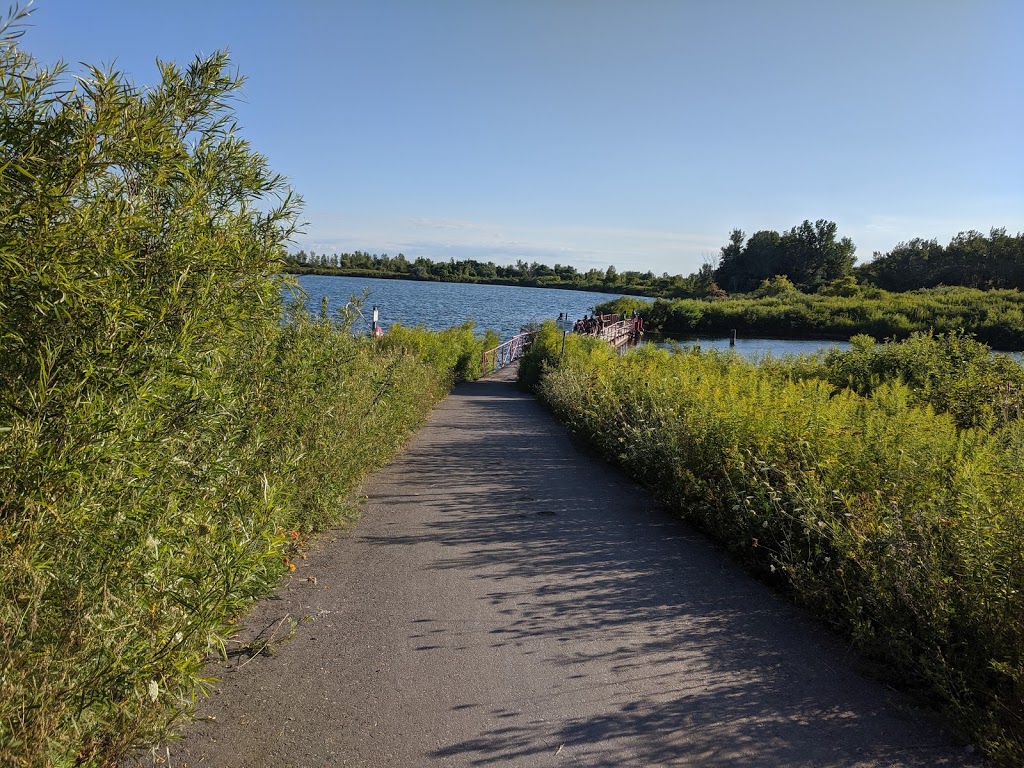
[163,366,980,767]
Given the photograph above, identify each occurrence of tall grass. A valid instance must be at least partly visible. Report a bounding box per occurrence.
[521,324,1024,765]
[0,288,490,767]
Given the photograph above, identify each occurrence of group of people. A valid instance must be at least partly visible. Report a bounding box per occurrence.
[572,313,609,335]
[569,309,642,337]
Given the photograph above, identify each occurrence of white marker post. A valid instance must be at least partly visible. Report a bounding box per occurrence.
[556,311,573,357]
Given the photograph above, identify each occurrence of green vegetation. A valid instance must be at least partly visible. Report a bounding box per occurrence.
[285,217,861,300]
[599,285,1024,350]
[817,332,1024,430]
[597,222,1024,349]
[711,224,1024,296]
[715,219,856,293]
[6,4,1021,762]
[857,228,1024,292]
[520,326,1024,765]
[0,16,492,766]
[290,225,1024,353]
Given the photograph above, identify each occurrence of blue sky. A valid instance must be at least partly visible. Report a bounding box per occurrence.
[23,0,1023,276]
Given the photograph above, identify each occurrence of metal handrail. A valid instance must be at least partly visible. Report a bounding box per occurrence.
[481,331,537,374]
[480,317,641,375]
[597,319,635,343]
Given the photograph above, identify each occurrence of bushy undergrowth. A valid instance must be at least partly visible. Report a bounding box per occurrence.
[815,332,1024,431]
[600,285,1024,350]
[521,323,1024,764]
[382,321,499,385]
[0,299,479,767]
[0,20,492,766]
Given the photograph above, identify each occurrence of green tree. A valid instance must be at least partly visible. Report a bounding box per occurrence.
[857,228,1024,292]
[715,228,747,292]
[856,237,945,291]
[715,220,854,293]
[780,219,855,290]
[743,229,784,285]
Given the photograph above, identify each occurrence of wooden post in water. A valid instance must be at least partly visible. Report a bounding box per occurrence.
[730,329,737,347]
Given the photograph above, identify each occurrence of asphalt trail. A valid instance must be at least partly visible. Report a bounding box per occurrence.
[161,366,981,767]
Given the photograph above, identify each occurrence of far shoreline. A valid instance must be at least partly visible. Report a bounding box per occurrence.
[285,265,654,298]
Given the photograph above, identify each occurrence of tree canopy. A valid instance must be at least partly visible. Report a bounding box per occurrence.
[855,228,1024,291]
[714,219,856,293]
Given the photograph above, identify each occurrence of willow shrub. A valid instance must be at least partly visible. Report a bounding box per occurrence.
[521,322,1024,764]
[382,321,500,386]
[0,18,490,766]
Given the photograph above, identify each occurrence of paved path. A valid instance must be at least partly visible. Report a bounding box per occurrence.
[163,367,980,767]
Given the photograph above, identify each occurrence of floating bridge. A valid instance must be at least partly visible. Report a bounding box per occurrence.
[481,315,643,375]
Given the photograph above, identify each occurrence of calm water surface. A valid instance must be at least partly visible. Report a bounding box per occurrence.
[656,336,851,359]
[655,336,1024,363]
[295,275,629,341]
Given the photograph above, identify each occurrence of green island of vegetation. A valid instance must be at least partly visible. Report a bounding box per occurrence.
[598,282,1024,351]
[3,3,1024,766]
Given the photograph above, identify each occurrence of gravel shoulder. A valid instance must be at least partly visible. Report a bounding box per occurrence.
[158,366,982,767]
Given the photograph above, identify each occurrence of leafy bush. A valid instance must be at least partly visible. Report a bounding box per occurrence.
[521,333,1024,765]
[818,332,1024,430]
[0,17,492,766]
[752,274,799,297]
[380,321,494,386]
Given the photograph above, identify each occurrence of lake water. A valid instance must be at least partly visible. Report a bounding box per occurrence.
[655,336,851,359]
[293,275,1022,363]
[295,274,626,341]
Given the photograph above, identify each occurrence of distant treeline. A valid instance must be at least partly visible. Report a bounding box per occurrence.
[287,223,1024,299]
[857,228,1024,292]
[285,251,692,296]
[717,224,1024,294]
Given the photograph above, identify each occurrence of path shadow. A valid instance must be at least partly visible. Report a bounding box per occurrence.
[355,378,975,766]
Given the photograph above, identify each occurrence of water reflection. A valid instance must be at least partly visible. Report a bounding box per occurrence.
[655,336,850,361]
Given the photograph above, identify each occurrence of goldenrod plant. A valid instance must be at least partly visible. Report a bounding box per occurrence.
[522,323,1024,765]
